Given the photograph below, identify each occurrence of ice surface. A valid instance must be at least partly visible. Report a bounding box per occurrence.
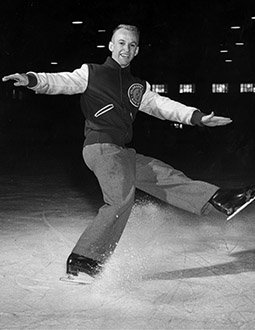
[1,167,255,330]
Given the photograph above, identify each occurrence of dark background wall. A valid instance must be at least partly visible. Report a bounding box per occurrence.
[0,0,255,181]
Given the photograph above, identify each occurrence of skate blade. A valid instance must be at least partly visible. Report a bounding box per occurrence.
[60,273,94,285]
[227,196,255,221]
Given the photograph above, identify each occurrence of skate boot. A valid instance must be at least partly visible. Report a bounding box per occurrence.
[209,185,255,220]
[60,253,103,284]
[66,253,102,277]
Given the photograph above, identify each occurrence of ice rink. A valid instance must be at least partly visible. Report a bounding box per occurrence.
[1,147,255,330]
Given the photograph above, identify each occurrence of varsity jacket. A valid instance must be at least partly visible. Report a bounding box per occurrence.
[26,57,204,147]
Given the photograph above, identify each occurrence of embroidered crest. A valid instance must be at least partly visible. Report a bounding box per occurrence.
[128,83,144,107]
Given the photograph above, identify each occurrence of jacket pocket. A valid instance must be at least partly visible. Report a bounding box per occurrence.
[94,104,114,118]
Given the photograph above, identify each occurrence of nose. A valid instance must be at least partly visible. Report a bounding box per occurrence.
[123,44,130,52]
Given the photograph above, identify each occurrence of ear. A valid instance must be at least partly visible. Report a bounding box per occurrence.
[108,41,114,52]
[134,46,139,57]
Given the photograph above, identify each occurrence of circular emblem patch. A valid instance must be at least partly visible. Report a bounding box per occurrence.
[128,83,144,107]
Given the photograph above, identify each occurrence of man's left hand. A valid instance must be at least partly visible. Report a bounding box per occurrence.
[201,111,232,127]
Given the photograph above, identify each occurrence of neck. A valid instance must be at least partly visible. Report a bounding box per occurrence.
[110,56,130,69]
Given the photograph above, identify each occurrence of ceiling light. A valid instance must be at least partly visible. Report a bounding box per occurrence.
[51,62,58,65]
[251,16,255,20]
[98,29,106,32]
[230,26,241,29]
[97,45,105,48]
[220,49,228,53]
[235,42,244,46]
[72,21,83,25]
[225,59,232,62]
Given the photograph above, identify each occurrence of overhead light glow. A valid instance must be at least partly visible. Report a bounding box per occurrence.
[251,16,255,20]
[220,49,228,53]
[235,42,244,46]
[97,45,106,48]
[225,59,232,62]
[72,21,83,25]
[98,29,106,32]
[51,62,58,65]
[230,26,241,29]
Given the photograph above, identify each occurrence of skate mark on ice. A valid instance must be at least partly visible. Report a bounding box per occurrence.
[15,275,50,290]
[42,212,74,247]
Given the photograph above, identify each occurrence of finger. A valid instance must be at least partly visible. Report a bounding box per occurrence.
[212,116,232,123]
[206,111,214,119]
[202,115,232,123]
[201,115,213,123]
[210,119,232,125]
[2,76,11,82]
[204,120,232,127]
[201,112,215,122]
[2,74,19,82]
[202,116,232,127]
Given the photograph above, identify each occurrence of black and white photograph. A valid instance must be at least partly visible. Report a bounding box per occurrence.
[0,1,255,329]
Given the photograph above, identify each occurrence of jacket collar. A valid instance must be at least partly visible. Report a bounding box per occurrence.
[104,56,131,72]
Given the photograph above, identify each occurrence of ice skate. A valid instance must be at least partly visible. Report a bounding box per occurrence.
[210,185,255,221]
[60,272,95,285]
[60,253,102,285]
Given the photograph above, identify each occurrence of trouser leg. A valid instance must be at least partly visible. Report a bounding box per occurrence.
[135,153,219,215]
[72,144,136,263]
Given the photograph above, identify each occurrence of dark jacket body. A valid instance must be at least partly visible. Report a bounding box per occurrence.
[81,57,146,147]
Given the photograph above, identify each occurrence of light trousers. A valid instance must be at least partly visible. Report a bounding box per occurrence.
[72,143,218,262]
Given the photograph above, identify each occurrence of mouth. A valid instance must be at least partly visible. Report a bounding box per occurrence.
[120,53,130,59]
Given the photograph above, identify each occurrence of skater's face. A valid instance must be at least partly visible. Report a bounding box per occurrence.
[109,28,139,68]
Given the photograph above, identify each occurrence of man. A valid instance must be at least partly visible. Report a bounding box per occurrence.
[2,24,254,280]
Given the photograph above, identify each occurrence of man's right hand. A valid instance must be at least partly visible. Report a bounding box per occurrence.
[2,73,29,86]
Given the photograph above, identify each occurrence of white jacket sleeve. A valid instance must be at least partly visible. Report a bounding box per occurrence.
[139,81,197,125]
[27,64,89,95]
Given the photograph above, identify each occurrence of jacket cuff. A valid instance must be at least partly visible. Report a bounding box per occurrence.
[26,73,38,88]
[190,110,205,126]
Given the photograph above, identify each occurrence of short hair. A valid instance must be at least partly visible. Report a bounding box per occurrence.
[112,24,140,43]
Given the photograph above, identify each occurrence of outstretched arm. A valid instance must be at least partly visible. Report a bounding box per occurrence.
[2,65,89,95]
[140,82,232,127]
